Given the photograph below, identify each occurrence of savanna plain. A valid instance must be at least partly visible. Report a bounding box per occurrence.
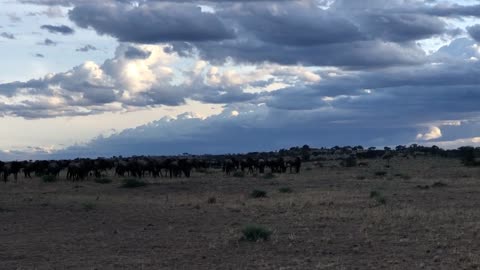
[1,156,480,269]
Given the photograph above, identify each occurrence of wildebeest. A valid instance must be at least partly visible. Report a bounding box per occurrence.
[286,157,302,173]
[2,161,23,182]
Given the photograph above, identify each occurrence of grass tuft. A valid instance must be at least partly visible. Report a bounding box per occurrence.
[233,171,245,178]
[121,178,147,188]
[207,197,216,204]
[370,190,386,205]
[278,187,293,193]
[82,202,96,211]
[250,189,267,198]
[263,172,276,179]
[241,225,272,242]
[94,178,112,184]
[42,175,57,183]
[432,181,447,188]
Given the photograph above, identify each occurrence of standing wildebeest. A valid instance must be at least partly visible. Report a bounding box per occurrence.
[286,157,302,173]
[255,159,266,174]
[67,159,93,181]
[267,157,286,173]
[223,159,236,175]
[2,161,23,182]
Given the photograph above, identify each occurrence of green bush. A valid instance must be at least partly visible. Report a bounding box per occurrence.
[250,189,267,198]
[121,178,147,188]
[432,181,447,188]
[278,187,293,193]
[94,178,112,184]
[370,190,386,205]
[394,173,411,180]
[263,172,275,179]
[82,202,96,211]
[241,225,272,242]
[374,171,387,177]
[42,175,57,183]
[233,171,245,178]
[207,197,216,204]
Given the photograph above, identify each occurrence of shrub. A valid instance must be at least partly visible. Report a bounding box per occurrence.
[343,156,358,167]
[121,178,147,188]
[196,167,208,173]
[375,171,387,177]
[233,171,245,178]
[370,190,380,198]
[250,189,267,198]
[82,202,96,211]
[278,187,293,193]
[432,181,447,188]
[263,172,275,179]
[241,225,272,242]
[394,173,411,180]
[42,175,57,183]
[94,178,112,184]
[207,197,216,204]
[370,190,386,205]
[356,176,366,180]
[375,196,386,205]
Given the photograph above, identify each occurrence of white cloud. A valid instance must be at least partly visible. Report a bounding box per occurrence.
[416,126,443,141]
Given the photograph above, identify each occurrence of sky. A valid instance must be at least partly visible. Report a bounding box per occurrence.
[1,0,480,160]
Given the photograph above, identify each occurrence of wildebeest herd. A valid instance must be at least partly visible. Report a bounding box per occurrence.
[0,155,303,182]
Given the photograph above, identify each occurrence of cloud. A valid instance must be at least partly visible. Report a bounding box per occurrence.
[467,24,480,42]
[68,2,235,43]
[76,44,97,52]
[0,44,268,118]
[124,46,151,59]
[7,13,22,23]
[0,32,15,39]
[38,38,57,46]
[40,24,75,35]
[27,6,65,17]
[35,53,45,58]
[416,126,442,141]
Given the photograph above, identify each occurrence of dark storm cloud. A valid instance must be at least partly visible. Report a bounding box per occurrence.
[227,3,364,46]
[68,3,235,43]
[0,32,15,39]
[26,0,468,69]
[425,4,480,17]
[357,13,447,42]
[40,24,75,35]
[187,40,426,68]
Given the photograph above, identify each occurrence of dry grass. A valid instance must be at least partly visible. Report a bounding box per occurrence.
[1,156,480,269]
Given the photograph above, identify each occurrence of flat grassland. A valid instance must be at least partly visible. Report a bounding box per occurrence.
[1,157,480,269]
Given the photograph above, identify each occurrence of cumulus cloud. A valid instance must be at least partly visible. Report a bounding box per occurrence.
[5,0,480,157]
[416,126,443,141]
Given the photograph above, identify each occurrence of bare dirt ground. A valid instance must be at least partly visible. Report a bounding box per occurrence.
[1,156,480,269]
